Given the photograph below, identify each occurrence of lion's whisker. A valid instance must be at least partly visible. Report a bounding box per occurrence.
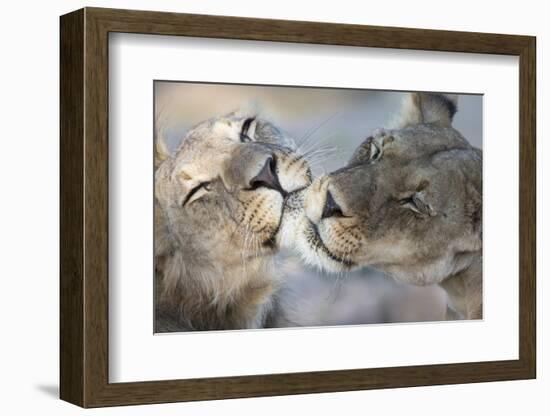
[296,112,340,155]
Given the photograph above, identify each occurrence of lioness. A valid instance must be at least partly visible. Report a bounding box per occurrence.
[293,93,482,319]
[155,110,312,331]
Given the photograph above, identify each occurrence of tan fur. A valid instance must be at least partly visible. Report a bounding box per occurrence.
[292,93,482,320]
[155,109,311,331]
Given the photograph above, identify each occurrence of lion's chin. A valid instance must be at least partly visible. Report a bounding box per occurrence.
[275,188,309,250]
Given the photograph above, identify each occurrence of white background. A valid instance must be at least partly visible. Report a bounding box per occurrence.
[0,0,546,415]
[110,34,518,382]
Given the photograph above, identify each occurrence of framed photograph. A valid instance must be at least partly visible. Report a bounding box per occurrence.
[60,7,536,408]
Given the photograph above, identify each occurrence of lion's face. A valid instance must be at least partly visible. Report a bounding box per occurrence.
[294,123,482,286]
[155,112,312,266]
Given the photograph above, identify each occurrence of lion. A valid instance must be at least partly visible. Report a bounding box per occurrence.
[154,109,312,331]
[292,93,482,320]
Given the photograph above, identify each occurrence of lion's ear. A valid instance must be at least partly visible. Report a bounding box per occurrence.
[155,135,171,169]
[396,93,458,128]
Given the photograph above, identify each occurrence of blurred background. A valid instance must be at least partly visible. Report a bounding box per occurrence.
[155,81,482,326]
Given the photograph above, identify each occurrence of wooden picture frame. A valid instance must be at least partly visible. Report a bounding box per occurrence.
[60,7,536,408]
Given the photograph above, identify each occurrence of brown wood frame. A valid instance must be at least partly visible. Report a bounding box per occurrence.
[60,7,536,408]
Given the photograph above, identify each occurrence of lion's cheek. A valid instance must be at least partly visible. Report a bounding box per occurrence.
[230,191,284,239]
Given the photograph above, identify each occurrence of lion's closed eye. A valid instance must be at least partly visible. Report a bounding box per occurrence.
[399,192,436,217]
[239,117,256,143]
[182,182,211,207]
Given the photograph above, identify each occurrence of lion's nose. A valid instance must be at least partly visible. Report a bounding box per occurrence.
[249,156,287,197]
[321,190,344,219]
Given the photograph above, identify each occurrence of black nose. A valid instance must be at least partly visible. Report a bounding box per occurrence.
[249,156,286,196]
[322,190,344,219]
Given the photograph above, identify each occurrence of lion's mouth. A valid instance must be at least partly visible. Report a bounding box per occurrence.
[306,220,354,268]
[262,186,309,249]
[262,228,279,249]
